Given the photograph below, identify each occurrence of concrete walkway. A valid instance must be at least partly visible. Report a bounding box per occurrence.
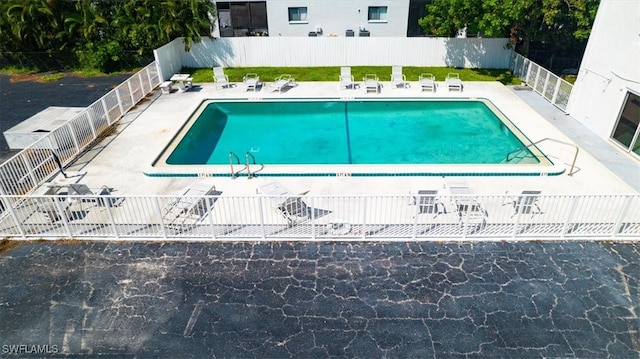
[510,87,640,192]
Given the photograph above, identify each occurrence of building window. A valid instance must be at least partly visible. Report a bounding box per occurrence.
[611,91,640,158]
[368,6,387,22]
[288,7,307,22]
[217,2,268,37]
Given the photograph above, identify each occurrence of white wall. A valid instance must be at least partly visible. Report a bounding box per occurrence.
[154,38,185,81]
[566,0,640,138]
[182,37,513,68]
[265,0,410,37]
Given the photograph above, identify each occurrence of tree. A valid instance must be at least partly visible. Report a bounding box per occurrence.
[0,0,216,72]
[419,0,600,57]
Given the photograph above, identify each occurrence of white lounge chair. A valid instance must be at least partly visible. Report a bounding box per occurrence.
[257,181,310,226]
[419,73,436,92]
[505,190,542,217]
[163,183,219,231]
[363,74,380,93]
[243,73,260,91]
[339,67,356,90]
[213,66,231,90]
[268,74,295,93]
[412,190,446,218]
[391,66,408,88]
[446,179,487,228]
[67,183,116,207]
[445,73,463,91]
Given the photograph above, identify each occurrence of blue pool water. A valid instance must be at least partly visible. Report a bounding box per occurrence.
[165,99,539,165]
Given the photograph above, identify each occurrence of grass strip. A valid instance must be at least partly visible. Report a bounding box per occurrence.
[185,66,520,85]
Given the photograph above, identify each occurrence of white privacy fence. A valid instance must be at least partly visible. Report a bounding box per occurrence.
[510,53,573,112]
[0,62,161,197]
[1,193,638,240]
[155,37,514,80]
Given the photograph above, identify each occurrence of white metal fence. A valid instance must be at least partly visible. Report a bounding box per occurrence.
[510,53,573,112]
[0,53,637,241]
[1,193,638,240]
[0,62,161,197]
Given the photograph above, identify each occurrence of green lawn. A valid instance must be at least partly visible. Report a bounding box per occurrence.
[184,66,520,85]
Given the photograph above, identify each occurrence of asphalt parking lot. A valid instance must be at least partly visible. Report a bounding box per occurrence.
[0,73,130,161]
[0,240,638,358]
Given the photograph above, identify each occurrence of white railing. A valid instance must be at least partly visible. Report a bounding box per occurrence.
[0,62,162,197]
[511,53,573,112]
[1,193,638,240]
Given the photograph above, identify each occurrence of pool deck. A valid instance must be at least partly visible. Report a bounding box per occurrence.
[63,80,639,198]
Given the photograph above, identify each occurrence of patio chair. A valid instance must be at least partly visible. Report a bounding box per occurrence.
[163,183,219,231]
[363,74,380,93]
[419,73,436,92]
[391,66,408,88]
[213,67,231,90]
[268,74,296,93]
[36,197,72,223]
[446,179,487,227]
[67,183,117,207]
[243,73,260,91]
[505,190,542,217]
[257,181,310,226]
[412,190,446,218]
[445,73,463,91]
[339,67,356,90]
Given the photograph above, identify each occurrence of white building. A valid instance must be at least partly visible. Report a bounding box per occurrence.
[566,0,640,160]
[212,0,429,38]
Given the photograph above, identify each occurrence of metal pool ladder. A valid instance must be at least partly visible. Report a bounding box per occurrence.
[245,152,257,179]
[229,152,242,179]
[505,138,579,176]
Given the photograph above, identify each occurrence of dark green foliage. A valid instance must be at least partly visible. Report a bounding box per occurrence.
[419,0,600,57]
[0,0,215,73]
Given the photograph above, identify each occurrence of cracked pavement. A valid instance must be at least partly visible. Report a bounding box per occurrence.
[0,241,638,358]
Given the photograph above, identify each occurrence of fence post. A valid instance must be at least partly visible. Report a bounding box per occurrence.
[100,98,112,127]
[412,194,419,240]
[561,195,580,238]
[542,71,551,99]
[65,123,81,155]
[103,197,119,238]
[52,198,73,237]
[1,196,27,238]
[87,108,98,138]
[143,67,152,93]
[136,72,144,102]
[19,152,39,189]
[551,80,562,107]
[115,87,125,118]
[258,196,265,239]
[612,195,633,237]
[310,197,316,240]
[127,80,136,110]
[511,200,522,239]
[154,196,167,239]
[533,66,542,93]
[525,59,532,85]
[207,196,216,240]
[358,197,367,239]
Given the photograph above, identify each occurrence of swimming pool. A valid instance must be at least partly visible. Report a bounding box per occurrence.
[150,98,556,177]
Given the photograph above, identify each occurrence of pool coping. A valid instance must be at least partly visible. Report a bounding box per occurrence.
[146,96,563,178]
